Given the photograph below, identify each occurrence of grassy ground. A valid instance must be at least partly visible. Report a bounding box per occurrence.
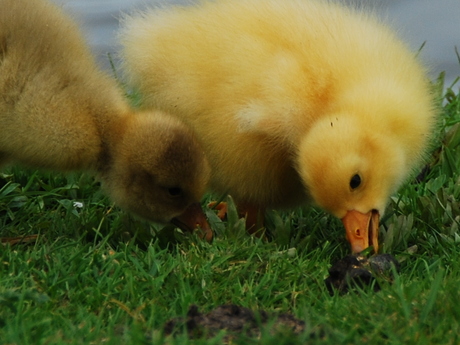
[1,74,460,344]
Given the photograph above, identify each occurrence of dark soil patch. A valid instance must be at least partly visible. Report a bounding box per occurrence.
[164,304,306,340]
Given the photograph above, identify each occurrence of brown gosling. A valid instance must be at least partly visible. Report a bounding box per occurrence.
[0,0,211,240]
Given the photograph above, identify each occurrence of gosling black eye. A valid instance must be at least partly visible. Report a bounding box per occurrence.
[350,174,361,190]
[167,187,183,197]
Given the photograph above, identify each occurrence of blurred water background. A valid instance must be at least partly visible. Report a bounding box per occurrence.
[52,0,460,88]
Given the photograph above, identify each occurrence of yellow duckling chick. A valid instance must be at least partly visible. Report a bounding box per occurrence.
[0,0,211,240]
[120,0,437,252]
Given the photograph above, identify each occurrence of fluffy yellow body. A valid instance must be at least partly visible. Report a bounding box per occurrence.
[120,0,436,251]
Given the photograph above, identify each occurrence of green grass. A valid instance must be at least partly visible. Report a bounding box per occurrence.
[1,74,460,344]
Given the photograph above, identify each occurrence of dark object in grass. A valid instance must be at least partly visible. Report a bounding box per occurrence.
[164,304,306,339]
[325,254,399,295]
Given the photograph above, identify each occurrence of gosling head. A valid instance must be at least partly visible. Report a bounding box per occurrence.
[100,111,211,237]
[297,115,409,253]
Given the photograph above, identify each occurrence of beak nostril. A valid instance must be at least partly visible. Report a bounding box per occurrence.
[343,210,380,254]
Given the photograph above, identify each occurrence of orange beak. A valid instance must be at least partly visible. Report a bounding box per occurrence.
[341,209,380,254]
[171,202,213,242]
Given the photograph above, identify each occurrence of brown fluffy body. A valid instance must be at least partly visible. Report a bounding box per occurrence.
[0,0,210,226]
[120,0,436,227]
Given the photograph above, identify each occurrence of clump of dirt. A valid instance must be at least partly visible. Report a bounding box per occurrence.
[164,304,306,339]
[325,254,399,295]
